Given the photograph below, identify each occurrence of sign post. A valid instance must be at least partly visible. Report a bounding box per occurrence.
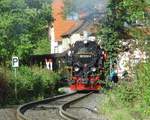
[12,57,19,100]
[12,57,19,68]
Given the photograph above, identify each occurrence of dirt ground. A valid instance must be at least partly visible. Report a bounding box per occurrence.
[0,108,17,120]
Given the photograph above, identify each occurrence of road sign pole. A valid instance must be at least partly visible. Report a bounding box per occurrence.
[12,56,19,100]
[14,67,17,77]
[14,67,18,100]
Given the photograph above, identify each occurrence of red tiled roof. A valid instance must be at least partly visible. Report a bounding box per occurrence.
[52,0,76,41]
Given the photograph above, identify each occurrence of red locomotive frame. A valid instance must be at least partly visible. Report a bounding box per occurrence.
[70,76,101,91]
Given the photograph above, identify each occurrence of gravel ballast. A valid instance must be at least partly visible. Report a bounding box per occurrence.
[67,93,108,120]
[0,108,17,120]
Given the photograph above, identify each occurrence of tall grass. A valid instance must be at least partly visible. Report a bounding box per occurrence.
[0,66,60,106]
[100,62,150,120]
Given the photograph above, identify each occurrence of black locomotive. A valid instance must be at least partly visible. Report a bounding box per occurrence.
[66,40,106,91]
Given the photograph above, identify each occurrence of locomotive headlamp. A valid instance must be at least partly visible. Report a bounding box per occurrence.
[84,40,88,44]
[91,67,96,72]
[74,67,80,72]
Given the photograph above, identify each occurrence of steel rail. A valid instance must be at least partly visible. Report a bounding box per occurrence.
[17,92,77,120]
[59,92,93,120]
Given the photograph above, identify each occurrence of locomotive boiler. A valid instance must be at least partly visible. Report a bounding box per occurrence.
[66,40,106,91]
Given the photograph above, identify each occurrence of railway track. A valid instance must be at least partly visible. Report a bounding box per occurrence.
[17,92,94,120]
[64,93,107,120]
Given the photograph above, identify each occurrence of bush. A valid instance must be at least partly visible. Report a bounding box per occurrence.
[0,68,9,105]
[100,62,150,120]
[0,66,60,105]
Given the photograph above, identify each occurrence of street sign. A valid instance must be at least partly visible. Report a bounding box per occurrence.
[12,57,19,68]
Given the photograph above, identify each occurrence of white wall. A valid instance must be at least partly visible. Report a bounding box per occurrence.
[50,27,58,54]
[70,34,82,44]
[62,37,71,52]
[62,34,82,52]
[61,33,96,53]
[51,31,96,53]
[58,44,63,53]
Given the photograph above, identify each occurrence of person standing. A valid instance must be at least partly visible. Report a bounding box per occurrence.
[45,58,50,69]
[49,59,53,71]
[110,64,118,83]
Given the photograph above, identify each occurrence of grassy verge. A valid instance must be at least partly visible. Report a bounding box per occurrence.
[99,62,150,120]
[0,66,60,106]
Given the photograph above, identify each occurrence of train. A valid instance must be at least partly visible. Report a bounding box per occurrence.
[65,40,106,91]
[28,40,106,91]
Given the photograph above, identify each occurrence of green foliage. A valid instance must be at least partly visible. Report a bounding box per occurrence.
[98,1,150,119]
[97,0,148,73]
[0,68,10,104]
[0,0,53,63]
[98,26,120,72]
[100,62,150,120]
[34,38,50,55]
[135,63,150,115]
[0,66,60,105]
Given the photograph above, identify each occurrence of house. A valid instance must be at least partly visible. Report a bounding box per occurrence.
[50,0,75,53]
[51,0,105,53]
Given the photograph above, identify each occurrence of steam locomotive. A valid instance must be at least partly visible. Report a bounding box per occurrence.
[66,40,106,91]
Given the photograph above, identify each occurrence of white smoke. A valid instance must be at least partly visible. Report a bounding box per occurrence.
[72,0,108,13]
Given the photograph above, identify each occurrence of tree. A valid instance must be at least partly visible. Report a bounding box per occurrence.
[98,0,148,73]
[0,0,53,65]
